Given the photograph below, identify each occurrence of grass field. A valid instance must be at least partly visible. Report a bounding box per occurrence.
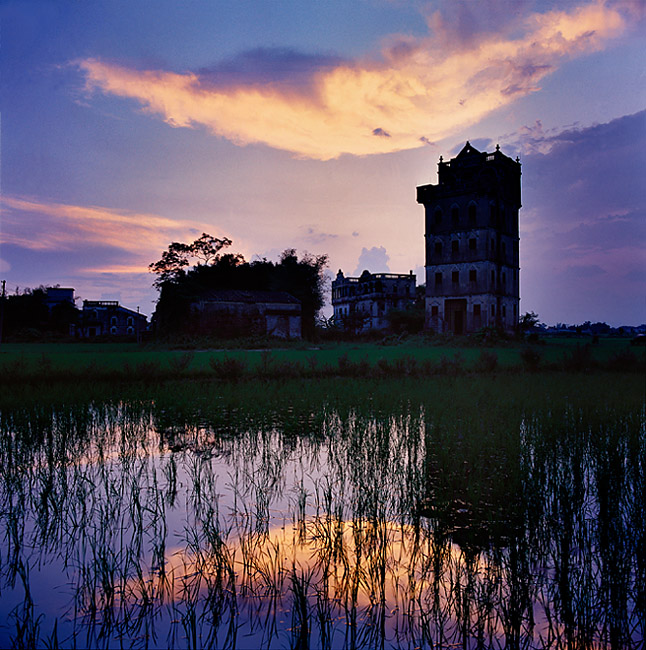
[0,337,646,374]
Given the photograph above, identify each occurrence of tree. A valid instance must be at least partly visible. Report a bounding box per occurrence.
[519,311,540,332]
[149,233,232,287]
[150,241,328,339]
[148,242,192,287]
[191,233,232,265]
[273,249,328,338]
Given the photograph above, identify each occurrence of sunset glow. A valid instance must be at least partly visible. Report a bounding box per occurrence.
[78,3,625,160]
[1,0,644,323]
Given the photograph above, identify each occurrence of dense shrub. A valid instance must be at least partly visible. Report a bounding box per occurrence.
[562,344,594,371]
[605,349,640,372]
[436,353,465,376]
[520,346,542,372]
[375,355,419,377]
[337,353,370,377]
[209,355,247,380]
[168,351,195,374]
[474,350,498,373]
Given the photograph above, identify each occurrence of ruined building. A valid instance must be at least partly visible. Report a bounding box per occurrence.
[332,270,416,331]
[417,142,521,334]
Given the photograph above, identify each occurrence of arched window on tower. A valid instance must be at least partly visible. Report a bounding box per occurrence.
[468,203,477,224]
[451,205,459,224]
[434,208,442,225]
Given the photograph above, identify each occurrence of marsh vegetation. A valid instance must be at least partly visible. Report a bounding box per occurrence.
[0,376,643,648]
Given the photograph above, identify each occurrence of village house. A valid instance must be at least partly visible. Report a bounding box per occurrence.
[417,142,521,334]
[80,300,147,338]
[331,270,416,331]
[43,287,76,311]
[188,289,301,339]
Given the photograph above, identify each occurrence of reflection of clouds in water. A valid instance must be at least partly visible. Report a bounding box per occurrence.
[1,380,643,648]
[147,518,505,646]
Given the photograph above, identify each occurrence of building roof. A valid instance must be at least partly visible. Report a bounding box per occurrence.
[195,289,300,304]
[82,300,147,319]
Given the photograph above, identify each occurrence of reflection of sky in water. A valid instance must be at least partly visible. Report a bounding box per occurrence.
[0,397,643,648]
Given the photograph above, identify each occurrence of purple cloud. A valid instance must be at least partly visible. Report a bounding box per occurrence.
[196,47,344,89]
[516,111,646,324]
[522,110,646,224]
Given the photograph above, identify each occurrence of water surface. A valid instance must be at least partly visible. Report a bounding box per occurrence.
[0,377,643,648]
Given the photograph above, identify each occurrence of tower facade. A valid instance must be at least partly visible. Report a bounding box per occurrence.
[417,142,521,334]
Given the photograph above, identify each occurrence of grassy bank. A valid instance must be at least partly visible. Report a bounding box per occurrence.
[0,337,643,386]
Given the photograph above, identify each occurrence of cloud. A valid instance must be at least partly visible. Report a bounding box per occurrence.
[519,110,646,226]
[76,2,625,160]
[353,246,391,275]
[0,195,218,268]
[558,264,607,280]
[196,47,345,89]
[516,111,646,324]
[303,226,339,245]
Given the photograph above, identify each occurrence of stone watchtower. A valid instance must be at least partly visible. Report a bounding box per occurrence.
[416,142,521,334]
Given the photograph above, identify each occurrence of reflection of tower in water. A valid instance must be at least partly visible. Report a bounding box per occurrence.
[418,415,525,555]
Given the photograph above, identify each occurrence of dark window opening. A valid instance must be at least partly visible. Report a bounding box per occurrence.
[431,305,439,317]
[434,209,442,225]
[452,271,459,284]
[469,238,476,251]
[451,240,459,255]
[491,305,496,316]
[434,242,442,255]
[502,272,506,287]
[451,206,459,224]
[491,270,495,286]
[502,242,507,258]
[435,272,442,286]
[490,205,496,225]
[468,204,477,223]
[469,270,477,283]
[502,305,507,317]
[474,304,481,317]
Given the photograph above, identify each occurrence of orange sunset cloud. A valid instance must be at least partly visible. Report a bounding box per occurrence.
[77,2,624,160]
[0,195,219,263]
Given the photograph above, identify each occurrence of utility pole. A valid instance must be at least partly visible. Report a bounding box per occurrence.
[0,280,6,345]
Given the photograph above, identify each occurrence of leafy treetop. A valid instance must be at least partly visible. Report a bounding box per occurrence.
[149,233,232,287]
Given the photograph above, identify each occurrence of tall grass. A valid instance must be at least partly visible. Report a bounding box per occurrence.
[0,375,643,647]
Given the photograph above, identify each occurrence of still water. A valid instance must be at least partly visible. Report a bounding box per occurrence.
[0,378,643,648]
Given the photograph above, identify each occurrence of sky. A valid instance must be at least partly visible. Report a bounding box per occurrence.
[1,0,645,326]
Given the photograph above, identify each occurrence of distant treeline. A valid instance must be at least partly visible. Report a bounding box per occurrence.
[0,287,78,340]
